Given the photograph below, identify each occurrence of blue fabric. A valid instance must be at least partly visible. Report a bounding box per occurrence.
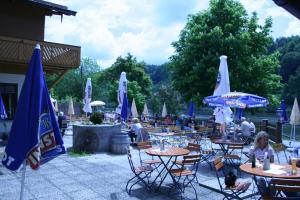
[203,92,269,108]
[2,45,65,171]
[280,100,288,123]
[236,108,244,121]
[121,93,128,120]
[0,93,7,119]
[187,101,195,117]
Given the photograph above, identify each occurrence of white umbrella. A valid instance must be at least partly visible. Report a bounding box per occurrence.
[213,55,231,133]
[116,72,127,114]
[90,100,105,107]
[162,102,167,118]
[83,78,92,114]
[290,98,300,144]
[50,96,58,112]
[131,98,138,118]
[143,103,149,116]
[68,97,75,116]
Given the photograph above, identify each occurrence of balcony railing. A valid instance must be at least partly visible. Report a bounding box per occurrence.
[0,35,81,72]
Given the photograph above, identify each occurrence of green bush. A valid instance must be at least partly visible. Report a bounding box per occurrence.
[89,112,104,125]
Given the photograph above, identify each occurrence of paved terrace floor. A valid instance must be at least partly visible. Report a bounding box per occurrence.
[0,132,291,200]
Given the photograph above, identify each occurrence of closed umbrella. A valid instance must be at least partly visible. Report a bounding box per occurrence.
[0,93,7,119]
[162,102,167,118]
[187,101,195,117]
[83,78,92,115]
[131,98,138,118]
[290,98,300,145]
[143,103,149,116]
[121,93,128,120]
[116,72,127,114]
[1,44,65,199]
[68,97,75,117]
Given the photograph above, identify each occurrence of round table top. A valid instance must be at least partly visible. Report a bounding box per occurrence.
[145,147,190,157]
[212,138,245,145]
[240,163,300,179]
[149,132,175,137]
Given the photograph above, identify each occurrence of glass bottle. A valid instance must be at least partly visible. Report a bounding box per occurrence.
[251,154,256,168]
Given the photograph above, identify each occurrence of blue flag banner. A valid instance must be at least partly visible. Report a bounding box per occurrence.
[0,93,7,119]
[121,93,128,120]
[2,44,65,171]
[280,100,288,123]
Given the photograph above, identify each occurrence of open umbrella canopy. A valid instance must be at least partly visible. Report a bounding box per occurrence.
[90,101,105,107]
[203,92,269,109]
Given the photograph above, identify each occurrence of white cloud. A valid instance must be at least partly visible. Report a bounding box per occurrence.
[285,18,300,36]
[45,0,297,68]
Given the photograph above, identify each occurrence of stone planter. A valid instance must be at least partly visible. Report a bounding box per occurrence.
[72,124,129,154]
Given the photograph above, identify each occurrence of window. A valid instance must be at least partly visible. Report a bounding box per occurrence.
[0,83,18,120]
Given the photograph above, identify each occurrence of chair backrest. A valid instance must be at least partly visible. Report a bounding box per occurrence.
[127,148,136,173]
[187,143,200,152]
[272,143,289,164]
[180,154,201,173]
[213,157,225,191]
[270,178,300,199]
[137,141,152,149]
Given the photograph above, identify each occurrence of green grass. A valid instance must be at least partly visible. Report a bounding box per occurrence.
[68,150,91,157]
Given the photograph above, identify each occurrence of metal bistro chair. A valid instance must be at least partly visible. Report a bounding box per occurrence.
[269,178,300,200]
[169,154,201,199]
[126,148,154,194]
[136,141,162,167]
[214,157,251,200]
[223,144,244,171]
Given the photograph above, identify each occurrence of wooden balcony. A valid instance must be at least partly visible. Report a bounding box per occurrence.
[0,35,81,87]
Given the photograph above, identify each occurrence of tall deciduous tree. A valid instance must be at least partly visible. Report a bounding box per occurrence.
[170,0,282,105]
[95,54,152,113]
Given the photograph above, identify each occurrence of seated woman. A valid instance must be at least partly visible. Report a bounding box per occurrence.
[249,131,274,198]
[129,118,143,143]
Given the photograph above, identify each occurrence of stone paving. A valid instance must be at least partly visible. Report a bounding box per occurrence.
[0,132,291,200]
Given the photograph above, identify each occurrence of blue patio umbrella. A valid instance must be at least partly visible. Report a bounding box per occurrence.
[121,93,128,120]
[203,92,269,109]
[187,101,195,117]
[0,93,7,119]
[280,100,288,123]
[2,44,65,171]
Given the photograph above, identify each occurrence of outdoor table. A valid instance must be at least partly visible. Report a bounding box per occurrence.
[212,138,245,155]
[149,132,175,137]
[240,163,300,197]
[145,147,190,191]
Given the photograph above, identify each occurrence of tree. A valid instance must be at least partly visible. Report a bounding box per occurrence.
[50,57,101,101]
[283,68,300,104]
[169,0,282,105]
[95,54,152,113]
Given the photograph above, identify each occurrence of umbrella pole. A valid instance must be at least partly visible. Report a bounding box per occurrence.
[20,160,26,200]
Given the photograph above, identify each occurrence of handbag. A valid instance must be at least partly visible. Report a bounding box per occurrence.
[225,171,237,188]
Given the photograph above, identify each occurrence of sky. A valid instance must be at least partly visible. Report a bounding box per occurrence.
[45,0,300,69]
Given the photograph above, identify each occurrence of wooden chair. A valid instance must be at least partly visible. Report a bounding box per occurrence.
[126,148,154,194]
[269,178,300,199]
[223,144,244,168]
[169,154,201,199]
[136,141,161,166]
[214,157,251,200]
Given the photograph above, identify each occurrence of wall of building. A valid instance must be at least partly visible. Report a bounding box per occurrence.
[0,73,25,136]
[0,73,25,97]
[0,1,45,41]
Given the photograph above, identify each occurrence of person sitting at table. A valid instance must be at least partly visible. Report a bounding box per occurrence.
[248,118,256,136]
[163,114,173,125]
[249,131,274,198]
[236,117,251,142]
[129,118,143,144]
